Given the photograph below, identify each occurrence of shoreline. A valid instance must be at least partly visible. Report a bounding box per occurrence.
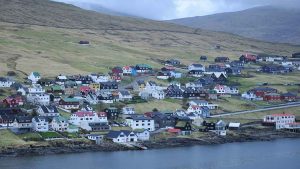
[1,127,300,158]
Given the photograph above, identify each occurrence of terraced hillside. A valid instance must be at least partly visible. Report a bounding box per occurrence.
[0,0,300,77]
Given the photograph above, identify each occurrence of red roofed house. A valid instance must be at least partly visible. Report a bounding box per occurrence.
[263,113,295,129]
[112,67,123,76]
[263,93,281,102]
[80,86,92,95]
[122,66,133,75]
[2,95,24,107]
[240,53,257,63]
[168,128,181,135]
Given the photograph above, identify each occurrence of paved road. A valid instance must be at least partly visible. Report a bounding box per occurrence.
[211,102,300,118]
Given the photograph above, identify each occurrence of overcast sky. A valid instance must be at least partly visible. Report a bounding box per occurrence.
[54,0,299,20]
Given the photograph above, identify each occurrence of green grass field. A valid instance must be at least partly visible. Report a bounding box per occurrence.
[39,132,63,139]
[0,130,35,147]
[132,99,183,113]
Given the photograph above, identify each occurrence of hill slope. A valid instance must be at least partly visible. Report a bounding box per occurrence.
[169,6,300,45]
[0,0,300,77]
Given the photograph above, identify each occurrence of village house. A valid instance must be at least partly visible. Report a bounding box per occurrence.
[151,89,165,99]
[104,107,119,120]
[186,105,210,118]
[56,75,68,85]
[165,59,180,66]
[12,116,32,132]
[87,122,111,132]
[188,70,204,77]
[249,87,278,98]
[135,129,150,141]
[241,91,260,100]
[265,56,284,62]
[70,75,93,86]
[214,120,227,136]
[157,71,171,80]
[281,92,297,102]
[32,116,49,132]
[261,64,287,74]
[263,113,295,129]
[169,71,182,79]
[165,84,183,99]
[87,134,103,142]
[28,84,45,94]
[59,97,80,110]
[0,77,15,88]
[147,112,176,129]
[200,56,207,61]
[230,60,244,68]
[2,95,24,107]
[27,93,50,106]
[112,66,123,76]
[118,90,133,101]
[111,74,122,82]
[97,91,114,104]
[122,106,135,115]
[69,111,108,126]
[225,67,242,75]
[28,72,41,84]
[185,82,203,88]
[51,116,69,132]
[175,121,192,135]
[122,66,136,76]
[188,64,205,71]
[37,105,59,117]
[135,64,152,73]
[263,93,281,102]
[89,74,110,83]
[183,87,206,99]
[215,57,229,63]
[106,130,138,143]
[189,100,218,110]
[126,115,155,131]
[100,81,118,90]
[239,54,257,63]
[134,80,146,91]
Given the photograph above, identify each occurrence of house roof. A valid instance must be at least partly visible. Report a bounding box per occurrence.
[268,113,295,117]
[40,105,59,114]
[61,97,79,103]
[52,116,67,123]
[32,72,40,77]
[106,130,134,138]
[228,122,240,128]
[127,115,152,121]
[119,90,131,96]
[74,111,95,117]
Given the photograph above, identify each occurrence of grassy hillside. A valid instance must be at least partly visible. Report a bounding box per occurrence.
[169,6,300,45]
[0,0,300,77]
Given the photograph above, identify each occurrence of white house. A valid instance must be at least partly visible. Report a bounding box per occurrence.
[86,93,98,105]
[213,84,226,94]
[225,86,239,95]
[37,105,60,117]
[87,134,104,141]
[56,75,68,85]
[152,89,165,99]
[186,82,202,88]
[188,64,205,71]
[69,111,108,126]
[187,105,203,114]
[0,77,14,88]
[122,66,133,75]
[135,129,150,141]
[89,74,110,83]
[122,106,135,115]
[28,84,45,94]
[118,90,133,101]
[51,116,69,132]
[28,72,41,84]
[106,130,138,143]
[27,93,50,105]
[241,92,260,100]
[170,71,182,79]
[32,116,49,132]
[145,81,161,91]
[126,115,155,131]
[263,113,295,129]
[189,100,218,110]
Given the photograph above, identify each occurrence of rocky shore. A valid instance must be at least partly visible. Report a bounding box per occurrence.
[1,127,300,157]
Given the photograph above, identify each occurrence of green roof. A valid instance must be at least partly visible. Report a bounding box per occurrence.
[136,64,152,68]
[63,97,79,102]
[69,124,79,129]
[175,121,186,128]
[52,85,63,91]
[33,72,40,77]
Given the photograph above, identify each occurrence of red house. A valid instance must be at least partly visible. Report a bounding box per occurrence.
[80,86,92,95]
[263,93,281,102]
[112,67,123,75]
[240,53,257,63]
[281,92,297,102]
[111,74,122,82]
[2,95,24,107]
[249,87,278,98]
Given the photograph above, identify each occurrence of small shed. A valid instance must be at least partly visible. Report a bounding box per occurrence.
[228,122,241,130]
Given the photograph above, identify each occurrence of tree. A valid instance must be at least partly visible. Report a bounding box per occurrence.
[152,108,159,112]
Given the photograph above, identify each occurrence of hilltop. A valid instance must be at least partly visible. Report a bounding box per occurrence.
[169,6,300,45]
[0,0,300,77]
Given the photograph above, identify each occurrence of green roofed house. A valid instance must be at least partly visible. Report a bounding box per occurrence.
[51,85,64,95]
[59,97,80,110]
[51,116,69,132]
[28,72,41,84]
[207,89,218,100]
[67,124,79,133]
[135,64,152,73]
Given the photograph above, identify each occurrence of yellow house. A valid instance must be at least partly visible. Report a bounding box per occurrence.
[89,83,100,91]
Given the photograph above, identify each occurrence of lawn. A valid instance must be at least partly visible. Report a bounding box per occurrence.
[131,99,182,113]
[0,130,35,147]
[58,109,71,118]
[211,97,255,113]
[18,132,43,141]
[220,106,300,121]
[39,132,63,139]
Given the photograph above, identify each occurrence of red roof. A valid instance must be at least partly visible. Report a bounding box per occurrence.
[270,113,295,117]
[168,128,181,133]
[75,111,95,117]
[123,66,132,70]
[80,86,91,92]
[97,112,107,117]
